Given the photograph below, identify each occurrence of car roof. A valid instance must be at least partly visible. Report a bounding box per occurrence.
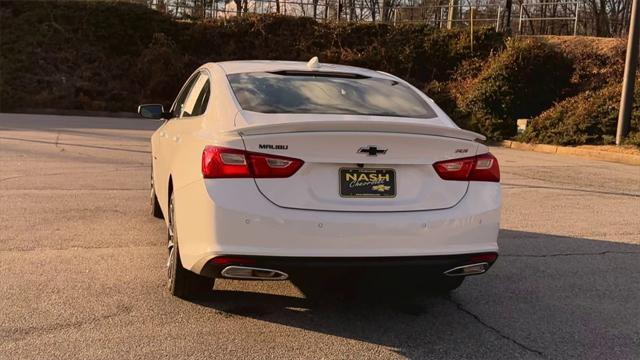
[211,60,394,79]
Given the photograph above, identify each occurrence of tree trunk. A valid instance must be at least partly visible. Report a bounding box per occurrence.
[382,0,393,22]
[313,0,318,19]
[597,0,612,36]
[324,0,329,20]
[349,0,356,21]
[504,0,513,33]
[370,0,377,22]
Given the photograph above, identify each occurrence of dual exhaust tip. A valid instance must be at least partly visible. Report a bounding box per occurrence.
[221,266,289,280]
[443,262,490,277]
[220,262,489,281]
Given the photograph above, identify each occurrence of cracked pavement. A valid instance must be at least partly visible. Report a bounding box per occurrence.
[1,113,639,359]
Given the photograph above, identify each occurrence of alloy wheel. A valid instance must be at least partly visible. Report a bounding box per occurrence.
[167,196,176,286]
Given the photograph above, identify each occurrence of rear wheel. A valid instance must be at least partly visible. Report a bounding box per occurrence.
[167,192,214,299]
[150,173,163,219]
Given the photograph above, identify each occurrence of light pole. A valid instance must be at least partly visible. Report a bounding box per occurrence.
[617,0,640,145]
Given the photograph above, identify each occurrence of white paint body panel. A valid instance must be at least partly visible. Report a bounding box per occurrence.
[149,61,501,274]
[175,180,500,273]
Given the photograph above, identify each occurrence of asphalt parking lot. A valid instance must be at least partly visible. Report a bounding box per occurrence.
[1,113,639,359]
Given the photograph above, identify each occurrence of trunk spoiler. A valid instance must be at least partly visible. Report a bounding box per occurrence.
[228,120,485,142]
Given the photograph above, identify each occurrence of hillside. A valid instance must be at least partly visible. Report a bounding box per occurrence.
[0,1,636,145]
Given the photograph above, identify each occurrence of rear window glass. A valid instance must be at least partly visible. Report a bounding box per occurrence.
[227,72,437,118]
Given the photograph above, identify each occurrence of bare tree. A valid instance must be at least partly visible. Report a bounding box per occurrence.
[587,0,612,36]
[367,0,379,21]
[382,0,400,22]
[143,0,636,38]
[233,0,242,16]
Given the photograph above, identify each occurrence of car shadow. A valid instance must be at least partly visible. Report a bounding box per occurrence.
[192,230,640,359]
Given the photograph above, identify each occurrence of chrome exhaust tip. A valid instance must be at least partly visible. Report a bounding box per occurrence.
[221,266,289,281]
[443,262,489,277]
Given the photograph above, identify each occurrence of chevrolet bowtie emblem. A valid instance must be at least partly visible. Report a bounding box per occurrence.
[372,184,391,192]
[358,146,388,156]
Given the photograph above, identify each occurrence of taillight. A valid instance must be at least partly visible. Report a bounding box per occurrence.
[469,252,498,263]
[433,152,500,182]
[202,146,304,179]
[209,256,256,266]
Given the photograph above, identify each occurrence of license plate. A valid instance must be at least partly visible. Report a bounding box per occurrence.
[339,168,396,198]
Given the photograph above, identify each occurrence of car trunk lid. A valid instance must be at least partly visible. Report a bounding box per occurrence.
[232,113,482,212]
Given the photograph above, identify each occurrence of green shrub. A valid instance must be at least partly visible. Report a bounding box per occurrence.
[322,22,433,84]
[520,79,640,146]
[423,80,471,128]
[542,36,626,94]
[458,38,573,140]
[134,33,189,106]
[623,132,640,147]
[0,1,177,111]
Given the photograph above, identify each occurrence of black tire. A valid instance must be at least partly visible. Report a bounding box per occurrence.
[167,192,214,299]
[431,276,465,294]
[150,173,163,219]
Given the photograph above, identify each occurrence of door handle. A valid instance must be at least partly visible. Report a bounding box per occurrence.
[172,136,180,142]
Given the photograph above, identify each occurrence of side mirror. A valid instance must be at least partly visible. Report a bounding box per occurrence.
[138,104,171,120]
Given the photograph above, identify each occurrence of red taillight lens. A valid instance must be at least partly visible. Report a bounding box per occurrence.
[202,146,304,179]
[433,152,500,182]
[248,153,304,178]
[201,147,251,178]
[470,153,501,182]
[209,256,256,266]
[469,252,498,263]
[433,157,476,181]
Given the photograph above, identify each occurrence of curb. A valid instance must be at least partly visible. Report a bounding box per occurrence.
[14,108,138,118]
[499,141,640,166]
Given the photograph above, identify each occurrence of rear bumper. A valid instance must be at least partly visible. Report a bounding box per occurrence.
[173,179,501,274]
[200,252,498,278]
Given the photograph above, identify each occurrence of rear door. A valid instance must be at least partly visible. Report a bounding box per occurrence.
[153,73,200,210]
[167,71,213,188]
[242,131,478,212]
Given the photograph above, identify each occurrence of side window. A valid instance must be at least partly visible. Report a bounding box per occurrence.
[171,74,200,119]
[191,81,210,117]
[182,73,210,118]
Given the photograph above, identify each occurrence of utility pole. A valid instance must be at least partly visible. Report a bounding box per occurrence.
[617,0,640,145]
[470,7,475,54]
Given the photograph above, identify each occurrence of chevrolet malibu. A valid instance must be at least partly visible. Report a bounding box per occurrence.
[138,59,501,299]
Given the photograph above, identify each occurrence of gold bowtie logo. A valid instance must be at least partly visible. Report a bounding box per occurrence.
[372,184,391,192]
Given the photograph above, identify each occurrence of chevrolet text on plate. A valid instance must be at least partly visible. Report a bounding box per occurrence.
[138,57,501,299]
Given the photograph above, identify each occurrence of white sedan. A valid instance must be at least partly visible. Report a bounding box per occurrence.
[138,58,501,299]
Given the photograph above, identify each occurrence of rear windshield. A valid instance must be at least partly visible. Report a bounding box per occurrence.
[227,72,437,118]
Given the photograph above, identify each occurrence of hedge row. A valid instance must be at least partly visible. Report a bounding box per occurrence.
[422,39,575,140]
[0,1,635,145]
[458,39,573,139]
[0,1,504,113]
[520,79,640,146]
